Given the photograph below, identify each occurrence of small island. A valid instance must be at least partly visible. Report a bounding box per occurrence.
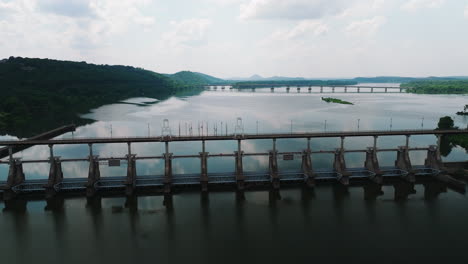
[456,105,468,116]
[321,97,354,105]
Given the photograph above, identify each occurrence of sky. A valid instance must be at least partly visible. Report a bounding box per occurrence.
[1,0,468,78]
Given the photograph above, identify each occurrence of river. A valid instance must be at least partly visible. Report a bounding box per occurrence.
[0,85,467,262]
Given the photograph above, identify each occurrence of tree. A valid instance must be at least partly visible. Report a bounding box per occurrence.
[437,116,455,130]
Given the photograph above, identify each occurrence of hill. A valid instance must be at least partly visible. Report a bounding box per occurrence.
[402,80,468,94]
[0,57,179,137]
[166,71,226,86]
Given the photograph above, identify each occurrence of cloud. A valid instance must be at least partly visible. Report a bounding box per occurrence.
[38,0,95,18]
[240,0,356,20]
[401,0,445,11]
[465,5,468,18]
[346,16,386,36]
[162,18,212,48]
[268,20,329,42]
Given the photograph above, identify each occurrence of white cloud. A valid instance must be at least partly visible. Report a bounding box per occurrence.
[346,16,386,36]
[240,0,356,20]
[401,0,445,11]
[162,19,212,48]
[465,5,468,18]
[270,20,329,41]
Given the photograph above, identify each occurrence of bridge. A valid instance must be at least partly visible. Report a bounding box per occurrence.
[0,129,467,200]
[205,85,409,93]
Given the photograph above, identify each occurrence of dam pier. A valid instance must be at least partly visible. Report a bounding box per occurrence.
[1,129,467,200]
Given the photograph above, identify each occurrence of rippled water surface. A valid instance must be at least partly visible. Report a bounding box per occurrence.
[1,86,467,263]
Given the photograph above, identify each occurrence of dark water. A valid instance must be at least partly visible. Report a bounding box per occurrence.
[1,85,467,262]
[1,184,468,263]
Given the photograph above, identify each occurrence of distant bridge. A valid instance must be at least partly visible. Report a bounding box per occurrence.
[0,129,467,200]
[205,85,410,93]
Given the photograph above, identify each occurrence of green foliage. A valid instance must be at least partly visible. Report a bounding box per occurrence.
[437,116,456,130]
[166,71,225,87]
[402,80,468,94]
[321,97,354,105]
[456,105,468,115]
[436,116,467,156]
[0,57,180,137]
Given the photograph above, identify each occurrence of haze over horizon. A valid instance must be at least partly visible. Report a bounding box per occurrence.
[1,0,467,78]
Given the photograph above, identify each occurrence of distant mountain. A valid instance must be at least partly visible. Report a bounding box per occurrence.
[351,76,463,83]
[166,71,226,86]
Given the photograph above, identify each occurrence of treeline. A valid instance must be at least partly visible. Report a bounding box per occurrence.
[165,71,226,87]
[437,116,468,156]
[233,80,357,89]
[402,80,468,94]
[0,57,181,137]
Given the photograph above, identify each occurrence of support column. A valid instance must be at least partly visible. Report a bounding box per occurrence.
[334,137,350,185]
[125,142,137,196]
[6,158,25,189]
[235,139,244,190]
[286,86,290,93]
[344,87,347,93]
[86,144,100,197]
[364,147,383,184]
[46,157,63,197]
[395,146,415,182]
[385,88,388,93]
[320,86,323,93]
[371,88,374,93]
[308,87,311,92]
[164,141,173,194]
[357,88,360,93]
[200,140,209,192]
[332,87,335,93]
[269,139,279,190]
[301,140,315,187]
[425,145,465,190]
[271,87,274,92]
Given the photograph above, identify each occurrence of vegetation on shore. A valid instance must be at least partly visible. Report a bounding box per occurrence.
[402,80,468,94]
[321,97,354,105]
[165,71,225,87]
[437,116,468,156]
[456,105,468,116]
[0,57,188,137]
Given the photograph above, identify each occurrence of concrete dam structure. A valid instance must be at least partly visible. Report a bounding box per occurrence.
[0,129,467,200]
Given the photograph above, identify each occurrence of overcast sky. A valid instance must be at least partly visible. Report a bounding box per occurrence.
[1,0,467,78]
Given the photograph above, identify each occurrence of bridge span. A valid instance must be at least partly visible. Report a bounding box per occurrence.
[0,129,467,200]
[205,85,409,93]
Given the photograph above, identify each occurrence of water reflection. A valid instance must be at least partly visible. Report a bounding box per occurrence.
[1,181,468,262]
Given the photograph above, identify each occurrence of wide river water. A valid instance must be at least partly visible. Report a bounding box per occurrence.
[1,85,467,262]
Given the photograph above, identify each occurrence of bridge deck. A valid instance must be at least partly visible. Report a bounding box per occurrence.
[0,129,467,146]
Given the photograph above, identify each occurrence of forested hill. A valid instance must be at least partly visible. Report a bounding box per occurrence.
[0,57,179,137]
[166,71,226,86]
[401,80,468,94]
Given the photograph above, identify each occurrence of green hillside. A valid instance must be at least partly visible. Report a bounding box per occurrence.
[167,71,225,87]
[402,80,468,94]
[0,57,179,137]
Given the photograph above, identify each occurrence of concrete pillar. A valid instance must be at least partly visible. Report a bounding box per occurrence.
[426,146,465,190]
[357,88,360,93]
[333,149,351,185]
[405,135,410,148]
[286,86,290,93]
[332,87,335,93]
[301,149,315,187]
[400,88,403,93]
[364,147,383,184]
[373,136,378,150]
[371,88,374,93]
[395,146,415,182]
[385,88,388,93]
[344,87,347,93]
[164,141,173,194]
[200,140,209,192]
[86,155,101,197]
[271,87,274,92]
[46,157,63,197]
[269,139,279,189]
[297,87,300,92]
[6,158,25,189]
[125,154,137,196]
[320,86,323,93]
[308,87,311,92]
[235,139,244,190]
